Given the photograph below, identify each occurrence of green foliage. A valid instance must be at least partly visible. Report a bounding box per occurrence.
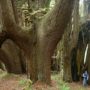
[52,74,70,90]
[19,79,33,90]
[0,70,7,78]
[59,83,70,90]
[57,79,70,90]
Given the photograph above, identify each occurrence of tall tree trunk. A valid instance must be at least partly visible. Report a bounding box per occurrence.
[58,0,79,82]
[37,0,75,84]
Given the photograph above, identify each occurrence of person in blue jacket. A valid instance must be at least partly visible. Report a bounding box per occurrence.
[82,70,89,86]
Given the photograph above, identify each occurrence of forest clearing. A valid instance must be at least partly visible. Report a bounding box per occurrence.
[0,0,90,90]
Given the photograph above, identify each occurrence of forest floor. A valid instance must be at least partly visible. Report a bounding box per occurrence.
[0,70,90,90]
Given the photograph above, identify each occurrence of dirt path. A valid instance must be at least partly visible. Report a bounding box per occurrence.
[0,75,58,90]
[69,82,90,90]
[0,78,90,90]
[0,74,24,90]
[0,73,90,90]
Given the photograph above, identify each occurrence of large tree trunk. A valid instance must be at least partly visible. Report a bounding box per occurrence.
[0,0,75,84]
[0,0,37,81]
[57,0,79,82]
[37,0,75,84]
[0,0,49,82]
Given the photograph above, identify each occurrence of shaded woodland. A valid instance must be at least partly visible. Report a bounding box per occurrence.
[0,0,90,89]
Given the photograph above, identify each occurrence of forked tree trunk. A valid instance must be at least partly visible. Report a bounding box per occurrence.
[0,0,75,84]
[0,0,37,81]
[37,0,75,84]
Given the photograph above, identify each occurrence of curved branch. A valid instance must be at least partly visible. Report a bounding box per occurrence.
[37,0,75,83]
[0,0,33,53]
[38,0,75,49]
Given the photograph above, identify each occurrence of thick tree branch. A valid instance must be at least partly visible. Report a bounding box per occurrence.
[38,0,75,49]
[0,0,37,80]
[37,0,75,84]
[0,0,33,52]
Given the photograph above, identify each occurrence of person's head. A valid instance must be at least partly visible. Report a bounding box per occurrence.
[85,70,87,74]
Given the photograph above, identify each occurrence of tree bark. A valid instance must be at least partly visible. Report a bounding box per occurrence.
[37,0,75,84]
[0,48,12,72]
[0,0,75,84]
[56,0,79,82]
[1,39,23,74]
[0,0,37,81]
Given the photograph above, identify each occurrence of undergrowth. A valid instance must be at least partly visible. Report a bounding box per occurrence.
[51,73,70,90]
[19,78,32,90]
